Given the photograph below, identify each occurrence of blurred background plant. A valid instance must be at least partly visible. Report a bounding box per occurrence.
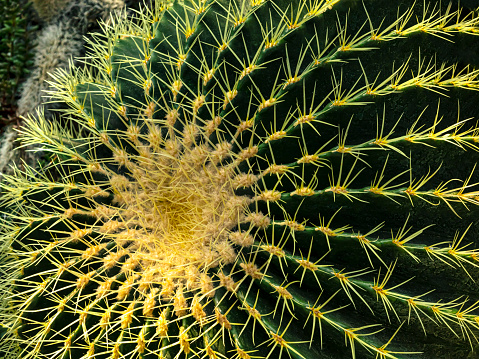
[0,0,37,128]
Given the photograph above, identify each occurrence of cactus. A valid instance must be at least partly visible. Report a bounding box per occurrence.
[2,0,479,358]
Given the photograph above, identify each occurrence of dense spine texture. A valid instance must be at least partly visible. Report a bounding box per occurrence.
[2,0,479,358]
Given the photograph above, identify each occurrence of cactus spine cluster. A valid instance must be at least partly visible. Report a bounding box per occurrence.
[1,0,479,358]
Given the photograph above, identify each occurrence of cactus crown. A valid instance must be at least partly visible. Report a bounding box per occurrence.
[1,1,479,358]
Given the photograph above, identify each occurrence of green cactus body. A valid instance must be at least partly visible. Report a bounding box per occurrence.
[2,0,479,358]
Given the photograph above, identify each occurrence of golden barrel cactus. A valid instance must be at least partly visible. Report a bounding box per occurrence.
[1,1,479,358]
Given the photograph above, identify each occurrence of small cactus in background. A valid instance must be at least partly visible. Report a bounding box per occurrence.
[2,0,479,358]
[31,0,71,23]
[17,0,125,119]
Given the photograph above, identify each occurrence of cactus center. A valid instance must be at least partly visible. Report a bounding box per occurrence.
[102,123,252,298]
